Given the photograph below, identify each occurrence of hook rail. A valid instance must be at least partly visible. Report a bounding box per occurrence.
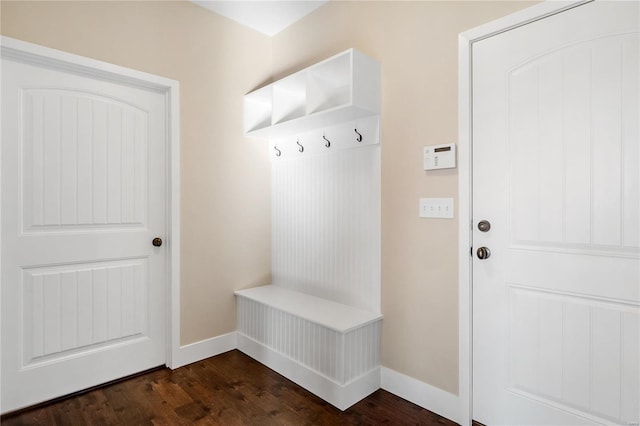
[270,117,378,160]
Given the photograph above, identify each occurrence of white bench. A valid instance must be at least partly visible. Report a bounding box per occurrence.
[235,285,383,410]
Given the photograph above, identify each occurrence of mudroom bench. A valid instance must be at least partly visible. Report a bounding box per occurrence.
[234,285,383,410]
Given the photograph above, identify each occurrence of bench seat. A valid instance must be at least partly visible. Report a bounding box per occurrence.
[235,285,382,410]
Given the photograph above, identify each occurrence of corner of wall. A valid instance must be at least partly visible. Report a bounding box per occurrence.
[170,332,238,369]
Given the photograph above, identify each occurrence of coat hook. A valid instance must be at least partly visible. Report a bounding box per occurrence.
[274,145,281,157]
[355,128,363,143]
[323,134,331,148]
[296,139,304,152]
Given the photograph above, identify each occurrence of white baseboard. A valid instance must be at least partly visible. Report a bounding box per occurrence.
[237,332,380,411]
[170,331,237,369]
[169,331,460,423]
[381,366,460,424]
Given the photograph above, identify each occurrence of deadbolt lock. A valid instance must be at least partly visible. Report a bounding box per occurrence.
[478,220,491,232]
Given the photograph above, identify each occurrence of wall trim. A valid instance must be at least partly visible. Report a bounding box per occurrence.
[457,1,589,425]
[0,37,181,409]
[174,332,462,424]
[381,367,460,424]
[237,332,380,411]
[171,332,238,369]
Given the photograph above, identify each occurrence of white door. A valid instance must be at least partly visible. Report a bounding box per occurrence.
[1,55,167,413]
[473,1,639,425]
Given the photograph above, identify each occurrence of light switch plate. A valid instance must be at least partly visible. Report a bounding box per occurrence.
[419,198,454,219]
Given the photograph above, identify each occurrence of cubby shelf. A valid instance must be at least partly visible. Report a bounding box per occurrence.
[243,48,381,139]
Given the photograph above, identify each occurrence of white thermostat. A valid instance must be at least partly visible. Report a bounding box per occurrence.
[423,143,456,170]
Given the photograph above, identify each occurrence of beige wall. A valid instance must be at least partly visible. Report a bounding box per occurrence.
[271,1,535,393]
[0,0,273,344]
[1,0,536,397]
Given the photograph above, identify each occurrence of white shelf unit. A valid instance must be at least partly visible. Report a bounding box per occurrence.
[243,48,381,139]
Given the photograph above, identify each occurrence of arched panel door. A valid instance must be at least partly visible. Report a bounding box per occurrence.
[473,2,639,424]
[1,53,168,413]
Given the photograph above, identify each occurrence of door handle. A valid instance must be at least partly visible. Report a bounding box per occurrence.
[477,247,491,259]
[152,237,163,247]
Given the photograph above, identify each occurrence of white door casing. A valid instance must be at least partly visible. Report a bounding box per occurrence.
[463,1,639,425]
[0,37,181,414]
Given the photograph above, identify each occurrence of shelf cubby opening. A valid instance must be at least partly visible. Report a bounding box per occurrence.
[243,85,273,133]
[272,73,307,125]
[307,53,352,115]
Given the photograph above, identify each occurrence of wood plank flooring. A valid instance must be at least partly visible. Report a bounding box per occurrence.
[2,350,458,426]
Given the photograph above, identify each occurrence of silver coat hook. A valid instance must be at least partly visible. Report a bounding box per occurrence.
[355,128,363,142]
[323,134,331,148]
[274,145,281,157]
[296,139,304,152]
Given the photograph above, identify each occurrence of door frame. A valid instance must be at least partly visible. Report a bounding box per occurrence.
[0,36,182,412]
[457,1,590,424]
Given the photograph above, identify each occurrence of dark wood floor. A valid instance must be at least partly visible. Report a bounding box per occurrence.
[2,350,458,425]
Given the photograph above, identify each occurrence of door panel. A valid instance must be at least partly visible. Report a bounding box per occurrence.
[473,1,639,425]
[23,89,148,230]
[507,33,639,254]
[1,57,167,413]
[22,259,148,365]
[506,285,639,421]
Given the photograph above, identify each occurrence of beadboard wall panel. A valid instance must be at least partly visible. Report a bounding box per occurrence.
[271,144,381,313]
[237,296,381,385]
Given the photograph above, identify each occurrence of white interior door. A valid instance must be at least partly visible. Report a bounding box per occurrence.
[1,55,167,413]
[472,1,639,425]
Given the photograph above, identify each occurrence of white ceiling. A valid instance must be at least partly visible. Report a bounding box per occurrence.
[191,1,328,36]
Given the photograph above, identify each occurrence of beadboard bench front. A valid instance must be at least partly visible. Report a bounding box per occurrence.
[234,285,383,410]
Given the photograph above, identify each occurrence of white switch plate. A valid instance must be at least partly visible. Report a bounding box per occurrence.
[419,198,454,219]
